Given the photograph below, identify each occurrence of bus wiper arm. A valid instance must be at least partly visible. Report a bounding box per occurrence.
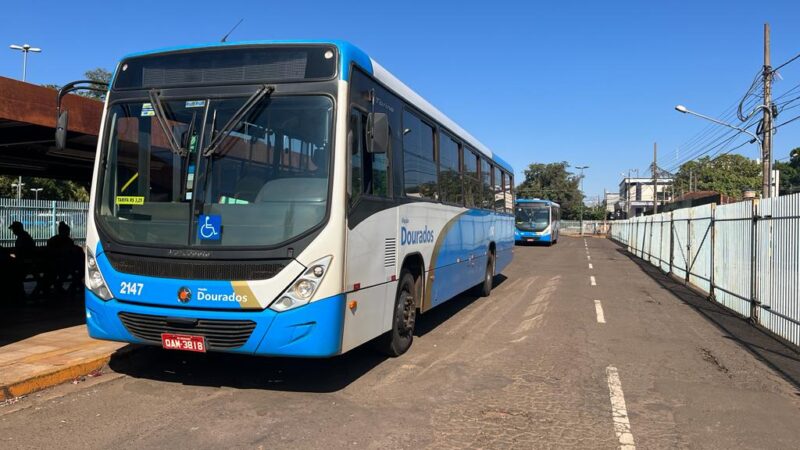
[203,85,274,157]
[148,89,188,157]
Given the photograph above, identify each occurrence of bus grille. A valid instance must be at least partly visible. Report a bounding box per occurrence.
[105,252,286,281]
[118,312,257,350]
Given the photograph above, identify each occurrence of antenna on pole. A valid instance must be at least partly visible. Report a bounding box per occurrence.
[221,19,244,43]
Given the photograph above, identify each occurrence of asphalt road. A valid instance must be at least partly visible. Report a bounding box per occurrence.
[2,236,800,449]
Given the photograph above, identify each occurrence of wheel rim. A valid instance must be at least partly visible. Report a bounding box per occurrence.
[397,287,415,337]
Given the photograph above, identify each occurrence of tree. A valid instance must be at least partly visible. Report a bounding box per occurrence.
[516,162,584,219]
[774,147,800,195]
[80,68,112,100]
[0,176,89,201]
[673,154,761,199]
[39,68,111,98]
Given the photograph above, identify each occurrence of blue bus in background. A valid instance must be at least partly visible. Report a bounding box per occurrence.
[514,199,560,245]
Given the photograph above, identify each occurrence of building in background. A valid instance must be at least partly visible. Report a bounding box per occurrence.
[614,176,673,218]
[603,191,619,217]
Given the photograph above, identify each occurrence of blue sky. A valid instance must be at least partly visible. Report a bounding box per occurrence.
[2,1,800,198]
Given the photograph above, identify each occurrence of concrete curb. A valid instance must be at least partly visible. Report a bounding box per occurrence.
[0,345,138,401]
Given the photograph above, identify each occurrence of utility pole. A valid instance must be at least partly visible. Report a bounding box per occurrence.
[762,23,773,198]
[652,142,658,214]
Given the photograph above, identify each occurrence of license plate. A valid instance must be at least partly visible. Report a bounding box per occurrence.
[526,238,535,242]
[161,333,206,353]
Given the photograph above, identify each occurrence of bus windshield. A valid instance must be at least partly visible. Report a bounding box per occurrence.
[515,204,550,232]
[97,95,333,248]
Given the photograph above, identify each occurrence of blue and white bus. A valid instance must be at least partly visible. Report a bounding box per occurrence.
[75,41,515,357]
[514,199,560,245]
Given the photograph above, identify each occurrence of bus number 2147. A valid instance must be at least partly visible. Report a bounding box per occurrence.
[120,281,144,296]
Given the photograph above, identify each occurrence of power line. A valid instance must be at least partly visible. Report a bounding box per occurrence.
[666,107,761,172]
[772,51,800,73]
[772,111,800,130]
[667,115,761,172]
[738,69,765,121]
[676,88,761,160]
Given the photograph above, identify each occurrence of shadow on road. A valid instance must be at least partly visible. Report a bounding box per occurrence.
[0,294,85,346]
[109,275,509,393]
[110,344,389,394]
[415,274,508,337]
[612,242,800,391]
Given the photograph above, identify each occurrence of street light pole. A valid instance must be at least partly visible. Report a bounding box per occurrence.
[11,176,24,201]
[576,165,589,236]
[675,103,772,198]
[30,188,43,200]
[9,43,42,82]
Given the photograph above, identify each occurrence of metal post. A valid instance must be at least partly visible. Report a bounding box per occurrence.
[51,201,57,238]
[652,142,658,214]
[669,211,675,273]
[750,198,760,323]
[708,204,716,301]
[686,213,691,284]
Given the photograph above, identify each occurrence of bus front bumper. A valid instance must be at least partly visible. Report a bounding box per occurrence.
[85,289,345,357]
[515,230,551,243]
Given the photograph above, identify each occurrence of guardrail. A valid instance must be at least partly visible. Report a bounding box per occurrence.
[0,198,88,247]
[609,193,800,347]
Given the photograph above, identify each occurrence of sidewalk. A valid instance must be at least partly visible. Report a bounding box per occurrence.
[0,325,129,401]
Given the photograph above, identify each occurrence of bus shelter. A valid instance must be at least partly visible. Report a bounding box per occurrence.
[0,76,100,181]
[0,76,101,346]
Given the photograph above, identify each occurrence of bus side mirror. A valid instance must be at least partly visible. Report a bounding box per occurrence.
[55,110,69,151]
[367,112,388,154]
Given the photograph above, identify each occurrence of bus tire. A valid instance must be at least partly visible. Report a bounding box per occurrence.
[375,270,417,357]
[478,251,495,297]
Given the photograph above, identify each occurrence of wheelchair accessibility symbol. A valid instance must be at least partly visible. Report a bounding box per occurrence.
[198,215,221,241]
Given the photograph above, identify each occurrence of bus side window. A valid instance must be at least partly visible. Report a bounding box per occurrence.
[402,109,437,200]
[463,149,479,208]
[504,172,514,213]
[493,166,504,212]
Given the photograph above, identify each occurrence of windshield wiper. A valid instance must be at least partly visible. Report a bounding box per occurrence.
[148,89,188,157]
[202,85,274,157]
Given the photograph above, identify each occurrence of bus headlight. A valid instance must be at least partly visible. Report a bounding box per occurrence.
[270,256,332,312]
[86,249,113,301]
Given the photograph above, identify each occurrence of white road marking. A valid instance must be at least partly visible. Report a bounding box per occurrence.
[514,313,544,334]
[590,276,597,286]
[587,255,591,261]
[589,263,594,269]
[509,335,527,343]
[606,366,636,449]
[594,300,606,323]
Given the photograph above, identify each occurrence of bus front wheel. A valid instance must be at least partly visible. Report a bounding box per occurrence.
[375,270,417,357]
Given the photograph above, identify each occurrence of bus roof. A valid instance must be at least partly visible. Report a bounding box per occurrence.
[516,198,560,207]
[117,40,513,173]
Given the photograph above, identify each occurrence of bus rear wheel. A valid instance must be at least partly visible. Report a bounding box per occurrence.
[478,252,495,297]
[375,270,417,357]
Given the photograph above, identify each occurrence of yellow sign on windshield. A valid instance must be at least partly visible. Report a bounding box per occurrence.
[116,196,145,205]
